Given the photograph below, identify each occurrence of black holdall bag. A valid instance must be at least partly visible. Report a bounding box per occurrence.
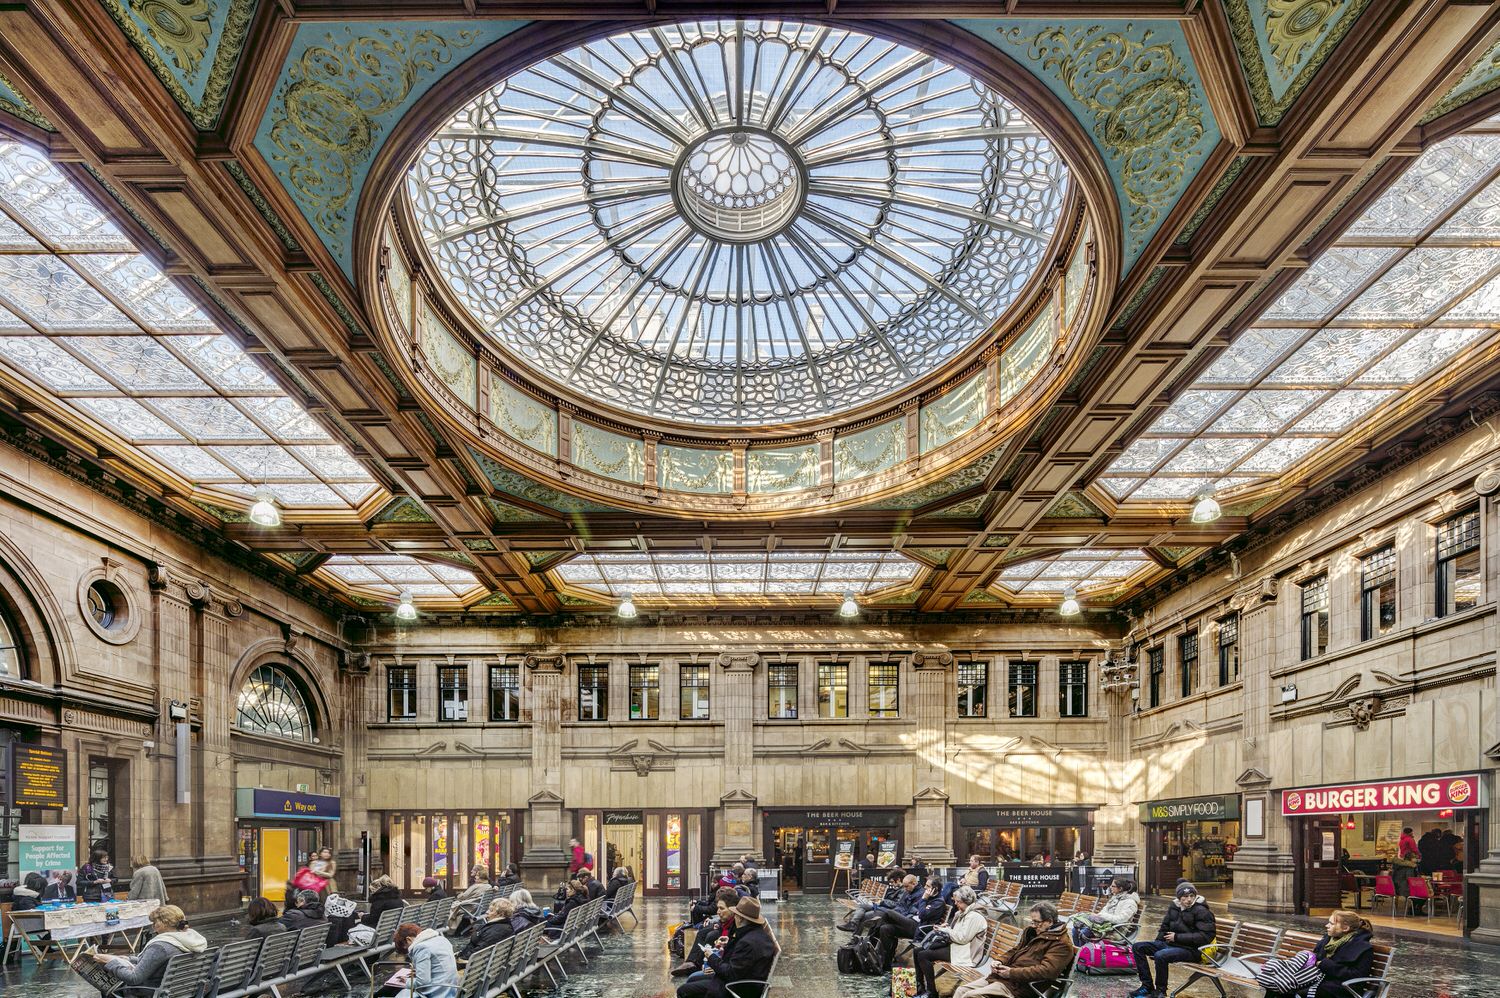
[836,935,883,975]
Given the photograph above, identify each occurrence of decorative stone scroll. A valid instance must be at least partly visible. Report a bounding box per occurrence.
[523,653,566,671]
[911,651,954,670]
[715,651,760,671]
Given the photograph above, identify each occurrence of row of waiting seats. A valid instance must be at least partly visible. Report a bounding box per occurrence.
[1167,914,1395,998]
[107,882,639,998]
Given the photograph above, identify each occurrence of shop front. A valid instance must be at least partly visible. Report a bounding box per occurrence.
[954,806,1095,894]
[1281,773,1486,923]
[1139,794,1241,896]
[235,788,340,902]
[575,808,710,896]
[764,807,905,893]
[379,810,522,896]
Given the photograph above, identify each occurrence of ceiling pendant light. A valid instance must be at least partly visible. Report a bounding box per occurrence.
[1191,491,1222,523]
[394,589,417,621]
[248,487,281,527]
[839,591,859,618]
[1059,588,1081,617]
[617,593,638,619]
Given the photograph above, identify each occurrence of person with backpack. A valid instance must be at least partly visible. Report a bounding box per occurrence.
[568,838,587,875]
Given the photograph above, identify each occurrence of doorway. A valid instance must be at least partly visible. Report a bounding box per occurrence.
[241,824,322,902]
[772,826,805,892]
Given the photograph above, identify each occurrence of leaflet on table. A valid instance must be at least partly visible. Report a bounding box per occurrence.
[43,899,159,929]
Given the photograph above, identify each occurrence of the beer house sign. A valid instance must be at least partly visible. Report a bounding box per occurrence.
[1281,774,1481,816]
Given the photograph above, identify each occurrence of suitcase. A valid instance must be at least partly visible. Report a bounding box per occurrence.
[1076,939,1136,974]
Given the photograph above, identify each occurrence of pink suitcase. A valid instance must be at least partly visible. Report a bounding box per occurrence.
[1076,940,1136,974]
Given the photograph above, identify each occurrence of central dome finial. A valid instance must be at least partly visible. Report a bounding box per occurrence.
[673,128,805,244]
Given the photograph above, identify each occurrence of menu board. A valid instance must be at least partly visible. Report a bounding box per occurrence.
[10,742,66,809]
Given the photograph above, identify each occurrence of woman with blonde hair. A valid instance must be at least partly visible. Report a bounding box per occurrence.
[127,857,168,903]
[1255,909,1373,997]
[461,897,516,957]
[85,905,206,993]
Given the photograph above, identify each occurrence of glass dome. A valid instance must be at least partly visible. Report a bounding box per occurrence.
[407,20,1070,426]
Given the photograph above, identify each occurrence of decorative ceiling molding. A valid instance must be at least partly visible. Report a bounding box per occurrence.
[99,0,257,131]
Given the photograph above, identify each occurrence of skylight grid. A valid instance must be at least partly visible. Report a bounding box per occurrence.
[1102,122,1500,502]
[318,555,483,602]
[408,19,1068,425]
[992,549,1156,597]
[0,140,380,512]
[552,549,923,601]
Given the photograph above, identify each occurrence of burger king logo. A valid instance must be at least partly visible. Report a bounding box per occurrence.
[1284,791,1302,812]
[1448,779,1473,805]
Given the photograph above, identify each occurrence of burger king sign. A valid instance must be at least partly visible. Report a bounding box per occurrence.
[1280,774,1483,816]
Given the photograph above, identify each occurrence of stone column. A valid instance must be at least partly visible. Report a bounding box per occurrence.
[909,651,955,863]
[520,653,569,889]
[1223,577,1296,915]
[714,651,760,863]
[1465,482,1500,941]
[1091,652,1138,868]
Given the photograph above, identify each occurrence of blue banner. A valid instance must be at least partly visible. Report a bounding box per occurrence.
[236,787,340,821]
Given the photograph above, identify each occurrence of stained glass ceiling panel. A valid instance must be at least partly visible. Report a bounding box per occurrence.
[407,19,1070,426]
[1102,118,1500,503]
[553,549,923,600]
[992,549,1156,597]
[0,139,381,512]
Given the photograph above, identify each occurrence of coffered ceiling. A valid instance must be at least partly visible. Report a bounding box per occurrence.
[0,2,1496,618]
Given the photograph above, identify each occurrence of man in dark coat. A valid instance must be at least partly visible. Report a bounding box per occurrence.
[361,875,404,928]
[1417,829,1443,874]
[278,890,326,932]
[1129,882,1216,998]
[603,868,631,903]
[957,902,1076,998]
[676,896,777,998]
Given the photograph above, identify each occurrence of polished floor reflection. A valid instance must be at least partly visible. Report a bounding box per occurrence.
[1,895,1491,997]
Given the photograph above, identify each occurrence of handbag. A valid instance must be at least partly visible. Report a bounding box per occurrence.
[290,867,324,892]
[1254,953,1323,994]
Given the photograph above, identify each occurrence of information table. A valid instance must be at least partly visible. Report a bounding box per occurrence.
[7,899,159,963]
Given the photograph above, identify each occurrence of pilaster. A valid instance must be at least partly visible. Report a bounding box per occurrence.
[713,651,760,862]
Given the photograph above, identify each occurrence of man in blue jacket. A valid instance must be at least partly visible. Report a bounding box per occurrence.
[839,873,921,933]
[871,878,947,970]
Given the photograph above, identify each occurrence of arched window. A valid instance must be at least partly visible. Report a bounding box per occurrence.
[235,665,315,741]
[0,608,19,677]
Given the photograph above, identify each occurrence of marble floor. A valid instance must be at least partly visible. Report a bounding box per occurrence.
[2,895,1493,998]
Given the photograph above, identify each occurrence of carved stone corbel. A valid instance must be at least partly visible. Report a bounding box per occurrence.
[716,651,760,671]
[911,650,954,670]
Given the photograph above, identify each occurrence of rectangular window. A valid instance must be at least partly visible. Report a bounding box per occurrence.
[957,660,987,717]
[578,665,608,721]
[1179,630,1199,698]
[1437,509,1481,617]
[1059,661,1088,717]
[388,666,417,720]
[1148,647,1164,708]
[488,664,520,722]
[679,665,710,720]
[1008,660,1038,718]
[1301,575,1329,660]
[88,759,113,859]
[438,666,468,722]
[768,664,798,719]
[867,662,899,718]
[629,665,660,720]
[1360,546,1396,641]
[818,663,849,718]
[1217,615,1239,686]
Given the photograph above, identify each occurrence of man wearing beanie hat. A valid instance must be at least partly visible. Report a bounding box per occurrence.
[676,896,778,998]
[1128,882,1216,998]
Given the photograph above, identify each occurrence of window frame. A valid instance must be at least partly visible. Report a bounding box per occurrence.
[577,664,609,721]
[488,663,520,723]
[867,661,899,718]
[957,659,987,718]
[1008,659,1038,718]
[437,665,468,722]
[1058,660,1088,718]
[817,662,849,719]
[387,665,418,721]
[1300,574,1330,660]
[768,663,798,719]
[628,664,660,721]
[1359,546,1396,641]
[1217,614,1239,687]
[0,606,22,678]
[1147,646,1164,708]
[1179,630,1199,698]
[679,664,710,720]
[1436,509,1481,617]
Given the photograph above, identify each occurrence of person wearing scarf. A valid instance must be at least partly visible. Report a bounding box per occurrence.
[1259,910,1374,998]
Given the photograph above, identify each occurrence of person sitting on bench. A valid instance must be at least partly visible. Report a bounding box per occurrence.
[954,902,1075,998]
[837,873,921,933]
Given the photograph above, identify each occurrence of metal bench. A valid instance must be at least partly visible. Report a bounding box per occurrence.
[1054,892,1100,919]
[218,929,299,998]
[1168,919,1283,997]
[204,937,263,998]
[603,880,638,929]
[723,944,780,998]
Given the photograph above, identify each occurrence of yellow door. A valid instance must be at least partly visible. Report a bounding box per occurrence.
[260,828,291,902]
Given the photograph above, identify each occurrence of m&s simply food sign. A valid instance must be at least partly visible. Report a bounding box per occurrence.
[1281,775,1480,816]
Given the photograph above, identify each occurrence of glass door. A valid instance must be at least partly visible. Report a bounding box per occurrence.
[605,821,644,885]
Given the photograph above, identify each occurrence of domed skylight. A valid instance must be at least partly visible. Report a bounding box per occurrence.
[407,20,1069,426]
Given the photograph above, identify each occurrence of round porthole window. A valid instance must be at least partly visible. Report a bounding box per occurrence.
[78,574,139,645]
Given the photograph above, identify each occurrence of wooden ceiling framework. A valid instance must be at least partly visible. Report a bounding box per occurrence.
[0,1,1496,618]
